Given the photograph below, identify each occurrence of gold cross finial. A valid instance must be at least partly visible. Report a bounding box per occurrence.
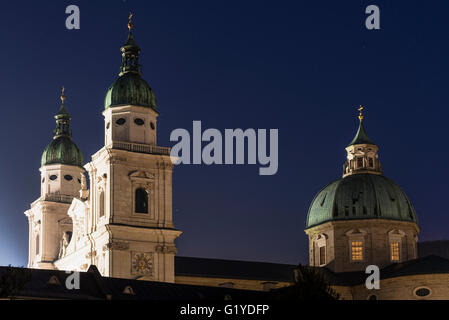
[128,12,133,30]
[61,86,66,104]
[358,105,364,122]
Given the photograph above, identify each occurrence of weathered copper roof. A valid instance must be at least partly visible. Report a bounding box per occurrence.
[306,173,418,228]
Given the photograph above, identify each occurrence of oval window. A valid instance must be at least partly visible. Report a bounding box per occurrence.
[150,122,155,130]
[134,118,144,126]
[415,287,430,297]
[49,175,57,181]
[106,122,110,129]
[116,118,126,125]
[78,178,81,184]
[64,175,73,181]
[42,177,45,183]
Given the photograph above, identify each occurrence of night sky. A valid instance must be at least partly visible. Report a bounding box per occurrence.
[0,0,448,267]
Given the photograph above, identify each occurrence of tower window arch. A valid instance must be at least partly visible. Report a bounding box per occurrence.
[99,190,105,217]
[36,234,40,255]
[135,188,148,214]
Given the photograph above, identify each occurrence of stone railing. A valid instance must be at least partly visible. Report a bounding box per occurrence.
[109,141,171,156]
[42,194,74,204]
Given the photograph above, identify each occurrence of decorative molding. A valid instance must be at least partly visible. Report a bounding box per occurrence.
[155,245,177,254]
[104,241,129,251]
[129,170,155,180]
[131,252,153,275]
[345,228,367,237]
[85,250,97,259]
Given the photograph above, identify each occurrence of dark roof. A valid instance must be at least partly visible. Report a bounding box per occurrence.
[320,255,449,286]
[175,256,296,282]
[0,265,269,300]
[380,255,449,279]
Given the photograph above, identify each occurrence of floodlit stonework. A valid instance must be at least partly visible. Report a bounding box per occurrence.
[23,21,449,300]
[26,23,181,282]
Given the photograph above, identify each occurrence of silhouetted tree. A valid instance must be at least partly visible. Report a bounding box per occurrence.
[0,266,32,299]
[275,264,340,300]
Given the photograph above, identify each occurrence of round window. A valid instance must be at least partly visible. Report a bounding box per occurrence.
[414,287,431,297]
[64,175,73,181]
[116,118,126,125]
[134,118,144,126]
[150,122,155,130]
[49,175,57,181]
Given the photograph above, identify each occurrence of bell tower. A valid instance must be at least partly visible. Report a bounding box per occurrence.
[25,88,85,269]
[80,14,181,281]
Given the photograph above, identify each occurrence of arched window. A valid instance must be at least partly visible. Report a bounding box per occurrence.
[36,234,40,255]
[99,191,105,217]
[135,188,148,214]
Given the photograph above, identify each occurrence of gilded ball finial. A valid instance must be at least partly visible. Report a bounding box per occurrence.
[61,86,66,104]
[358,105,364,122]
[128,12,133,30]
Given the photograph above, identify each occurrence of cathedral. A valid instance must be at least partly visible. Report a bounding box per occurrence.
[23,17,449,300]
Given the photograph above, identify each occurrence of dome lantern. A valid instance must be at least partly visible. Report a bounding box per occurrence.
[104,13,157,111]
[343,106,382,177]
[41,88,84,168]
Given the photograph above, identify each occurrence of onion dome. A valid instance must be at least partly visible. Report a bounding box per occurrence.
[306,106,417,229]
[104,13,157,111]
[41,88,84,168]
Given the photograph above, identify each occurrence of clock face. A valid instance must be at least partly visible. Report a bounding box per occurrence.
[132,253,153,275]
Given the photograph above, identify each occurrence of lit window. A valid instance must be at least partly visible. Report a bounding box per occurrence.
[135,188,148,214]
[319,246,326,265]
[391,242,400,261]
[351,241,363,261]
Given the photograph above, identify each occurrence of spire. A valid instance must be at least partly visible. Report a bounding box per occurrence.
[119,12,141,76]
[343,106,382,177]
[53,87,72,138]
[347,106,375,147]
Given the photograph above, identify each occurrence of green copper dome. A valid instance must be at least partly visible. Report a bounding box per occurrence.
[104,72,157,110]
[41,136,84,168]
[306,174,417,229]
[41,94,84,168]
[104,30,157,111]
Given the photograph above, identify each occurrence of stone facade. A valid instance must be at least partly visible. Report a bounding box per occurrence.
[306,220,419,273]
[52,103,181,281]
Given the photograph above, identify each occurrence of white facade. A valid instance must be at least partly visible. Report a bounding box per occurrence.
[26,103,181,282]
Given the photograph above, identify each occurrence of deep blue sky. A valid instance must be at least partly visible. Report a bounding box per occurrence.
[0,0,448,266]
